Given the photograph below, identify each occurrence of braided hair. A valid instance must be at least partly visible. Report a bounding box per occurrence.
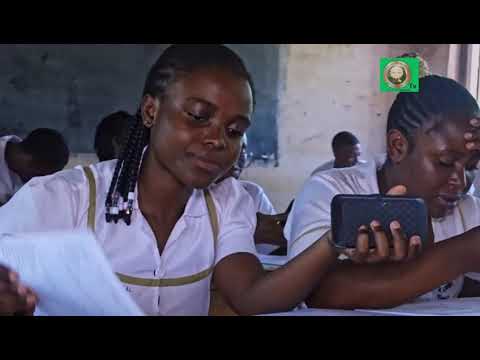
[398,52,432,78]
[105,44,255,225]
[387,75,480,154]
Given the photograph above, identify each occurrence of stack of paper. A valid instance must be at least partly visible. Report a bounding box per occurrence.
[0,230,144,316]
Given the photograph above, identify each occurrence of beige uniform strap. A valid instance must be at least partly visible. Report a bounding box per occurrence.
[82,166,219,288]
[83,166,97,231]
[204,190,219,246]
[458,205,467,231]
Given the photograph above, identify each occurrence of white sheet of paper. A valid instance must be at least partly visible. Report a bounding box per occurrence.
[263,298,480,317]
[257,254,288,271]
[356,297,480,316]
[261,308,383,316]
[0,230,144,316]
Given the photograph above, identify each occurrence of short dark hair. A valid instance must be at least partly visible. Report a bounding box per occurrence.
[21,128,70,171]
[94,111,131,162]
[332,131,360,151]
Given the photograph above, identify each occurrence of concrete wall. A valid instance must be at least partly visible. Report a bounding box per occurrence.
[64,44,451,211]
[242,44,450,211]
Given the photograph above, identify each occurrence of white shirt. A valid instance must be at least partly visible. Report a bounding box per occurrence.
[239,180,279,255]
[240,180,276,215]
[285,160,480,302]
[0,159,258,316]
[311,159,367,176]
[0,135,23,205]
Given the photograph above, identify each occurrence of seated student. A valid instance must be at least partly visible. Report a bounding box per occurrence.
[216,134,288,254]
[370,52,433,172]
[285,75,480,309]
[0,44,405,316]
[0,128,69,205]
[311,131,365,176]
[94,111,131,162]
[218,134,276,214]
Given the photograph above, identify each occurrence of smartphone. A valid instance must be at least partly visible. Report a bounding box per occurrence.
[331,194,429,249]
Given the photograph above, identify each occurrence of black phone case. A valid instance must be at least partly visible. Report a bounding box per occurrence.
[331,194,429,249]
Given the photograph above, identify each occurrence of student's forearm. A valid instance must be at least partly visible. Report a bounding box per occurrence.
[232,238,337,315]
[306,227,480,309]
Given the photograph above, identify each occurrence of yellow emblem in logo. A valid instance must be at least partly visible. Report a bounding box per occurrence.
[384,61,411,89]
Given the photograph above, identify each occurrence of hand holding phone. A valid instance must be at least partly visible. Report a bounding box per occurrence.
[331,193,428,263]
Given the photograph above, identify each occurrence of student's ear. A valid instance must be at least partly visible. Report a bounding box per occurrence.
[387,129,410,163]
[141,95,160,129]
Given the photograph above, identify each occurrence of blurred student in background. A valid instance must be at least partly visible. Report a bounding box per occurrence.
[311,131,364,176]
[94,111,131,162]
[216,134,289,254]
[0,128,69,205]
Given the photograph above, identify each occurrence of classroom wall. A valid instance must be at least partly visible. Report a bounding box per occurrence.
[242,44,450,210]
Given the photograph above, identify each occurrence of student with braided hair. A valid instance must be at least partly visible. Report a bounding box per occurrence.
[286,75,480,309]
[0,44,411,316]
[371,53,435,171]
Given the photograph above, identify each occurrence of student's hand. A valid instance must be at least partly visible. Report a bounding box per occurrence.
[341,221,422,264]
[254,212,288,247]
[253,201,294,247]
[341,185,423,264]
[0,265,37,316]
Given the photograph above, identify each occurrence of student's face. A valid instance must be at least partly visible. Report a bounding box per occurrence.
[392,118,480,218]
[334,144,361,168]
[143,68,253,189]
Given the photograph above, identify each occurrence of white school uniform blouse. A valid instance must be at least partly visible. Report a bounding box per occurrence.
[0,135,24,205]
[239,180,276,215]
[311,159,368,177]
[0,159,258,315]
[239,180,278,255]
[284,160,480,302]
